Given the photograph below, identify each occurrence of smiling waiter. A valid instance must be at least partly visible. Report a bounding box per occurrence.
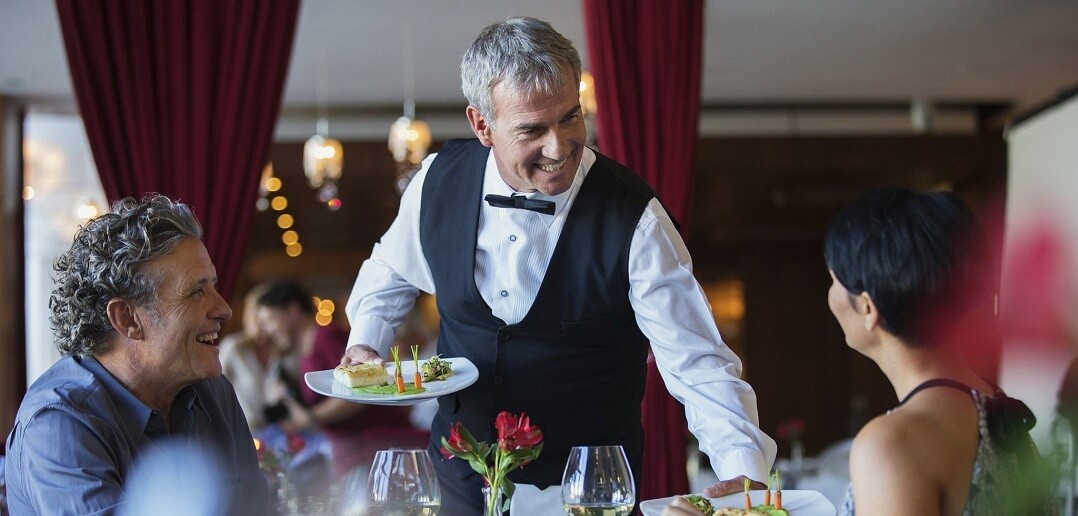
[340,16,776,514]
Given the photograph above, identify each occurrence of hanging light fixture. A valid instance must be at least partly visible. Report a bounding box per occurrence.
[389,6,433,195]
[389,99,432,194]
[303,39,343,211]
[579,70,598,147]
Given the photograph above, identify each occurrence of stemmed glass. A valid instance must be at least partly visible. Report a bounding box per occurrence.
[366,449,441,515]
[561,445,636,515]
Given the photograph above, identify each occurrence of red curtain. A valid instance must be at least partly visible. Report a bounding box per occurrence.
[582,0,705,502]
[55,0,299,301]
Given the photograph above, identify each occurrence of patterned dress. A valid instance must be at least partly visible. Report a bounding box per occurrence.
[841,383,1027,515]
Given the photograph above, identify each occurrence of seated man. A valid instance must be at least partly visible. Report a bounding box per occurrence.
[4,194,269,515]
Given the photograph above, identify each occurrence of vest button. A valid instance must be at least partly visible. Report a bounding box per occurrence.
[498,330,510,341]
[493,375,504,385]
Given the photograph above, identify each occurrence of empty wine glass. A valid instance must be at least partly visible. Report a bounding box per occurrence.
[366,449,441,515]
[561,445,635,515]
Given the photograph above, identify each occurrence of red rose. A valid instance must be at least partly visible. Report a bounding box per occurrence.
[496,412,543,451]
[286,432,305,455]
[443,421,473,457]
[441,411,544,509]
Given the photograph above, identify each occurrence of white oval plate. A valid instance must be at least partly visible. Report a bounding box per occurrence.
[640,489,836,516]
[304,356,479,406]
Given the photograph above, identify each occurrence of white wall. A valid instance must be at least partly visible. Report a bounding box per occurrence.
[23,112,106,383]
[1000,94,1078,447]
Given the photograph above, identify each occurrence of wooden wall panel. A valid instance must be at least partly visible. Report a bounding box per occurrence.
[688,133,1007,456]
[1,99,27,441]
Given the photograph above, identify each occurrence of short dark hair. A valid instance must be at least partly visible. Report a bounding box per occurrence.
[823,187,994,343]
[255,280,315,315]
[50,194,203,356]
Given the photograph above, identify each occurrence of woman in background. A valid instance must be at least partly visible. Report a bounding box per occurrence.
[825,187,1040,515]
[665,187,1043,516]
[219,282,298,432]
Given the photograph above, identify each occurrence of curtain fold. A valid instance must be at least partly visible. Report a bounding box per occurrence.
[55,0,300,301]
[582,0,705,502]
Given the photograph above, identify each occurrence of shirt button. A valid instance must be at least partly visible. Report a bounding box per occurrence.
[493,376,504,385]
[500,290,508,297]
[509,235,517,242]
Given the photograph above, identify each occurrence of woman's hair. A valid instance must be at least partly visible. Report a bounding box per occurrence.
[461,16,581,126]
[255,279,315,315]
[823,187,994,343]
[50,194,203,356]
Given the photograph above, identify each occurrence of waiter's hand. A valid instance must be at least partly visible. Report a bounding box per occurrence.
[662,496,708,515]
[704,475,767,497]
[341,344,384,366]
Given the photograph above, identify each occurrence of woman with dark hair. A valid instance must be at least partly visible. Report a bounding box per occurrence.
[825,187,1040,515]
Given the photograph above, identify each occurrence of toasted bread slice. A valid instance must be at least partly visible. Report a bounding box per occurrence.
[333,363,389,388]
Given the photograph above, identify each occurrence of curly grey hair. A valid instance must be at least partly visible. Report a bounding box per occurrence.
[50,193,203,357]
[461,16,581,127]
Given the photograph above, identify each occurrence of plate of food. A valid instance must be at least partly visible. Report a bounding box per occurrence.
[304,349,478,406]
[639,489,835,516]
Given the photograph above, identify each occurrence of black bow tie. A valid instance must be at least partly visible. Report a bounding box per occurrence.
[484,193,555,215]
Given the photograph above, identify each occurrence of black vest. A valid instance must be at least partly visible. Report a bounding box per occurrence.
[420,139,656,491]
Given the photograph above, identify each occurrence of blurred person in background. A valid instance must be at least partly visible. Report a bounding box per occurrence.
[254,280,422,477]
[4,194,268,515]
[219,281,300,433]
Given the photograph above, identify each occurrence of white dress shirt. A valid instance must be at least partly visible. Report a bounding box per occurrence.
[346,146,777,509]
[217,334,292,430]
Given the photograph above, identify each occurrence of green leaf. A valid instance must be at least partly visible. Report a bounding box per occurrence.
[501,480,516,512]
[468,460,488,477]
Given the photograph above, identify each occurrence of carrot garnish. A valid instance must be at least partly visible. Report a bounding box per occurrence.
[743,477,751,509]
[411,344,423,389]
[391,346,405,393]
[764,473,771,507]
[774,470,783,510]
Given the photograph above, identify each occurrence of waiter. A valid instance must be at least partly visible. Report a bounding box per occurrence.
[341,16,775,514]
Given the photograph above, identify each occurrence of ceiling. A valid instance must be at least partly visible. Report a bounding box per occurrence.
[2,0,1077,119]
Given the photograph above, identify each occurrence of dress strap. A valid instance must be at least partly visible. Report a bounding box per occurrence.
[896,378,974,408]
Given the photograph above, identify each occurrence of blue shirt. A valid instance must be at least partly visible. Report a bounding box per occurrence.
[4,356,270,515]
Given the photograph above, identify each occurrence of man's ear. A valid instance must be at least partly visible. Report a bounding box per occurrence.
[466,106,493,147]
[106,298,142,340]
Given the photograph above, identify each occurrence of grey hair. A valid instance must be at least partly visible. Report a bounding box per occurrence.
[50,193,203,357]
[461,16,582,126]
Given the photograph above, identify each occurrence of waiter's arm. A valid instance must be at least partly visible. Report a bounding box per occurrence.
[628,198,777,486]
[343,154,437,363]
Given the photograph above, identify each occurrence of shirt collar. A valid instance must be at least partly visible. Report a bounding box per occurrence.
[81,355,153,438]
[80,355,208,437]
[482,147,595,228]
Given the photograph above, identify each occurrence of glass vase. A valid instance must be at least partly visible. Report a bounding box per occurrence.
[483,485,507,516]
[276,471,299,514]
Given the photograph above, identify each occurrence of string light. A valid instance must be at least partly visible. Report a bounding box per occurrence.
[276,214,294,229]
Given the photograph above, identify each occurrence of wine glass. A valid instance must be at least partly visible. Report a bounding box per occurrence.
[366,449,441,515]
[561,445,636,515]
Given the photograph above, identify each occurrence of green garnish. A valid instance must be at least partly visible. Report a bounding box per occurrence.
[682,494,713,513]
[420,354,453,381]
[355,383,426,395]
[391,346,401,374]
